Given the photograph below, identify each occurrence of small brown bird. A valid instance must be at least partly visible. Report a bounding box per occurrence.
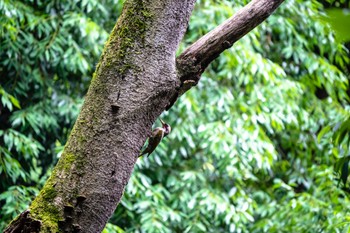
[139,119,171,157]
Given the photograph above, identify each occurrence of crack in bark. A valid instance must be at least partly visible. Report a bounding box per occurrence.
[4,210,41,233]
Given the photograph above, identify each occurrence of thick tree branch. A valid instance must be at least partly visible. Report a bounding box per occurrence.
[166,0,284,109]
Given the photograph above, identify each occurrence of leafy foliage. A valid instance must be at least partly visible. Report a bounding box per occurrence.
[1,0,350,232]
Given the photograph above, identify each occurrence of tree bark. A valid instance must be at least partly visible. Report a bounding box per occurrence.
[5,0,284,232]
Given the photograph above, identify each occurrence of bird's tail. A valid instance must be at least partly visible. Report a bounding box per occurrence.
[139,149,148,157]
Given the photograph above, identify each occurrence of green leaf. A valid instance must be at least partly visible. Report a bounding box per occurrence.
[317,125,331,142]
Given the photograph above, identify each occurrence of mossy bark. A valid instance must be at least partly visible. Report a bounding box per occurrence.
[4,0,196,232]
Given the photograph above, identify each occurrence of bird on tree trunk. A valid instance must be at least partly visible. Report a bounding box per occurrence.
[139,119,171,157]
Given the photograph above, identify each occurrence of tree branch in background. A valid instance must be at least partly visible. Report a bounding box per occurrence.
[167,0,285,109]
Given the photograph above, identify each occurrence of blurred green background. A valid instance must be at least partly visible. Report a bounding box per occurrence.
[1,0,350,232]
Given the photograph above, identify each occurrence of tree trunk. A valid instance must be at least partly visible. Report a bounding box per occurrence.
[4,0,284,232]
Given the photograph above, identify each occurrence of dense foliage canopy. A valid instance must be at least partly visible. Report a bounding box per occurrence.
[1,0,350,232]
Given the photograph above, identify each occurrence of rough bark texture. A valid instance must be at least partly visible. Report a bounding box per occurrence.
[4,0,284,232]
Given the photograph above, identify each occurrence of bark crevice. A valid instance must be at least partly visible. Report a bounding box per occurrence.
[4,210,41,233]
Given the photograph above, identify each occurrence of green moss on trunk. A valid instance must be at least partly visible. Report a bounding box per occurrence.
[101,0,154,76]
[30,174,61,232]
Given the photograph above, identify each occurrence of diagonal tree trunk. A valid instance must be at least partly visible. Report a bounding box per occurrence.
[5,0,284,232]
